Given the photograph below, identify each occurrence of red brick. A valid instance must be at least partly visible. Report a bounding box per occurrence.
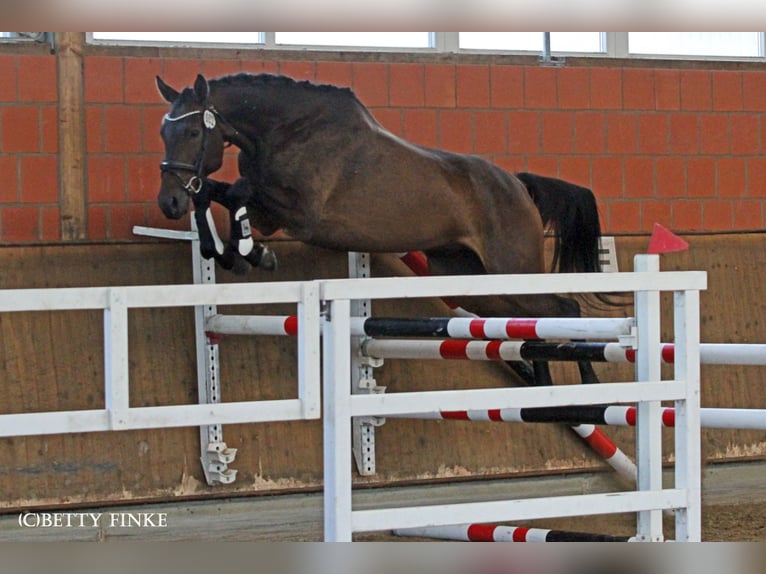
[589,68,622,110]
[40,106,58,153]
[0,157,18,202]
[574,112,605,154]
[717,158,746,198]
[217,150,240,182]
[557,67,589,110]
[20,156,58,203]
[144,204,187,233]
[490,66,522,109]
[655,157,686,199]
[654,70,680,111]
[278,61,316,81]
[637,113,668,154]
[686,158,716,198]
[438,109,472,153]
[352,63,388,107]
[733,199,763,229]
[622,69,655,110]
[17,56,57,102]
[40,206,60,241]
[680,71,712,111]
[403,109,437,148]
[473,111,506,154]
[640,200,672,232]
[558,157,590,187]
[672,200,703,231]
[85,107,104,153]
[730,114,760,156]
[457,65,490,108]
[2,206,39,242]
[371,109,401,135]
[712,71,743,111]
[87,206,107,240]
[124,58,164,104]
[524,66,556,109]
[742,72,766,111]
[315,62,353,88]
[591,157,623,198]
[390,63,424,107]
[699,115,729,155]
[525,156,558,177]
[703,199,733,230]
[425,64,456,108]
[164,60,206,92]
[104,106,143,153]
[541,112,574,154]
[142,107,166,153]
[127,156,162,202]
[623,157,654,198]
[1,107,39,152]
[88,156,126,203]
[747,158,766,198]
[0,55,17,101]
[669,115,699,155]
[494,156,525,175]
[108,205,147,240]
[84,56,123,103]
[202,59,242,80]
[606,113,637,155]
[508,111,540,154]
[607,200,641,233]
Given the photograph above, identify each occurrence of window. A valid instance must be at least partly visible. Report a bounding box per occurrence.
[91,32,264,45]
[274,32,432,49]
[628,32,763,58]
[459,32,604,53]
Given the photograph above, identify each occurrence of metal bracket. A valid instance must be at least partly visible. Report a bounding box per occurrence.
[349,252,385,476]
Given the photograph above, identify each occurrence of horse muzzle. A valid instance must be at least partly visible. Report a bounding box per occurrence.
[158,185,191,219]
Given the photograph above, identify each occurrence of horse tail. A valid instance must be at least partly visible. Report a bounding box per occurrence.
[515,172,603,273]
[515,172,621,307]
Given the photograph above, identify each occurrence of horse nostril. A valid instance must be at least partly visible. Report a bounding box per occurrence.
[170,196,179,213]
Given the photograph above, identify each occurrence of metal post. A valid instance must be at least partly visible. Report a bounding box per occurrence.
[323,298,353,541]
[634,254,664,540]
[348,252,382,476]
[192,217,237,485]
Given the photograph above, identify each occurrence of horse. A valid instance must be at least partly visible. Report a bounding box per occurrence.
[155,72,616,387]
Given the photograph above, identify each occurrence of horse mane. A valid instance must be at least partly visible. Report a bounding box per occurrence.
[209,73,358,101]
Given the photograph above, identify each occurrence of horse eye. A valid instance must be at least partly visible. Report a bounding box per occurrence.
[189,128,201,138]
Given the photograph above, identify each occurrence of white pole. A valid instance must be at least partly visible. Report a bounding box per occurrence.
[634,254,664,541]
[323,299,353,542]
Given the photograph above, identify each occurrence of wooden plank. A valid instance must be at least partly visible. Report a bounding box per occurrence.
[56,32,87,241]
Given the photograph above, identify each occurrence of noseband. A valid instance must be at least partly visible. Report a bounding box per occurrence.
[160,108,219,196]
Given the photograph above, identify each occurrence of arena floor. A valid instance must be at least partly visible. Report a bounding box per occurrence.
[0,460,763,542]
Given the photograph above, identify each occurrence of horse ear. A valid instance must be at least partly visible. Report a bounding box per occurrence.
[156,76,179,103]
[193,74,209,102]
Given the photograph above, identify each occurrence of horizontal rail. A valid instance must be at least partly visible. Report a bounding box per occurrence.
[351,489,687,533]
[349,381,685,418]
[388,406,766,430]
[321,271,707,301]
[362,339,766,365]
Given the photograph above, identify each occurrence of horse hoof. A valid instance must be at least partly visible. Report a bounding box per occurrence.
[259,247,278,271]
[230,256,252,276]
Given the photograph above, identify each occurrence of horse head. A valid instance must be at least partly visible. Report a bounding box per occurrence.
[156,74,226,219]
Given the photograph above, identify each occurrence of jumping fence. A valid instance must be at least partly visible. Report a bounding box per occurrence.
[0,228,709,541]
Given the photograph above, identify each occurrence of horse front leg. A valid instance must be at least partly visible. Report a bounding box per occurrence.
[193,179,277,274]
[218,178,277,272]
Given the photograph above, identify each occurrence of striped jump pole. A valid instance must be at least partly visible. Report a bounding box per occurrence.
[393,523,633,542]
[390,406,766,431]
[361,339,766,366]
[204,314,634,341]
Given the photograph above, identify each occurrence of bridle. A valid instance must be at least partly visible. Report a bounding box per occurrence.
[160,107,221,196]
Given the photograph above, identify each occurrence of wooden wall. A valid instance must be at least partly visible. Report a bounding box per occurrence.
[1,232,764,510]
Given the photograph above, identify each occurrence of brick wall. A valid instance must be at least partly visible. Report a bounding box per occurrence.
[2,47,766,243]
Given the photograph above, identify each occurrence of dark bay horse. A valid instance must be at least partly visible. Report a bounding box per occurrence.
[156,73,613,387]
